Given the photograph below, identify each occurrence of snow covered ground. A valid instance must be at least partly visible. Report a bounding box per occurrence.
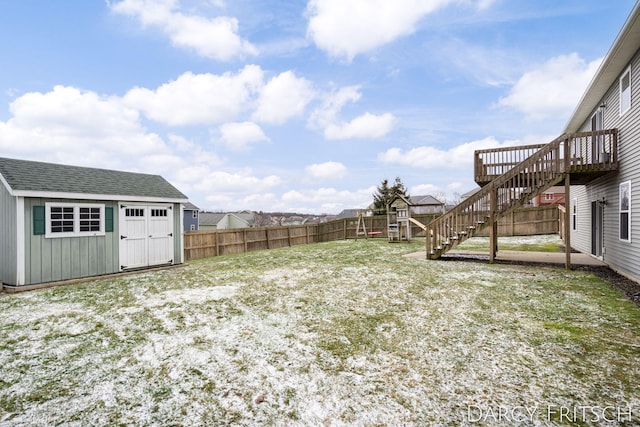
[1,238,639,426]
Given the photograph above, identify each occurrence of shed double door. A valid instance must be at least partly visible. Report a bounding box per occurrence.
[119,204,173,270]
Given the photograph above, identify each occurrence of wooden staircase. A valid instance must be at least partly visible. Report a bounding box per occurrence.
[426,130,618,260]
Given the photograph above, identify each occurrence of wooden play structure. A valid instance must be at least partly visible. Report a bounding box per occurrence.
[386,195,426,242]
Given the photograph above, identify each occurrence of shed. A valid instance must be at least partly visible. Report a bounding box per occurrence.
[0,157,188,288]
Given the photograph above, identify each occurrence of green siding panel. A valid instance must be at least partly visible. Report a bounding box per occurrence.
[23,198,119,285]
[33,205,45,235]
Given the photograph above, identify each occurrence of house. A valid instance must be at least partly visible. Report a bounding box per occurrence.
[183,202,200,231]
[336,209,364,219]
[409,195,445,214]
[533,186,566,207]
[424,1,640,282]
[199,212,253,230]
[0,157,188,289]
[563,1,640,282]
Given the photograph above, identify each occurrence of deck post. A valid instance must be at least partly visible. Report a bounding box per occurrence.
[489,184,498,263]
[426,226,432,259]
[564,173,572,269]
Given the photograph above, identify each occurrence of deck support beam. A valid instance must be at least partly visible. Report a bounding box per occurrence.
[564,173,572,270]
[489,184,498,263]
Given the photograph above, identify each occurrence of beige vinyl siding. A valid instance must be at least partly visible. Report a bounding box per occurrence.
[23,198,119,285]
[573,47,640,281]
[0,183,17,286]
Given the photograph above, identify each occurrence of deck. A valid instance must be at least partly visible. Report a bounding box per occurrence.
[474,129,618,186]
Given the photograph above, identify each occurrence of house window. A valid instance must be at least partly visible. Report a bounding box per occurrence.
[620,67,631,115]
[192,210,198,219]
[571,198,578,231]
[620,181,631,241]
[190,224,196,231]
[46,203,105,238]
[544,193,554,202]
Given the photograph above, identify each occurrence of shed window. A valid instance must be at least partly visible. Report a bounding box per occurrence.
[620,181,631,241]
[46,203,105,238]
[620,67,631,115]
[151,208,168,217]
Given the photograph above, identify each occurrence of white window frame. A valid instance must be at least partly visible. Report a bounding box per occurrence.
[45,202,105,238]
[571,198,578,231]
[620,66,632,116]
[619,181,631,242]
[192,210,198,219]
[544,193,554,202]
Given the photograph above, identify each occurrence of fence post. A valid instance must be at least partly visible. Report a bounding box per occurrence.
[243,229,248,253]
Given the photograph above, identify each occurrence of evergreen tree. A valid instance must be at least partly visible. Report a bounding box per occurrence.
[372,177,409,215]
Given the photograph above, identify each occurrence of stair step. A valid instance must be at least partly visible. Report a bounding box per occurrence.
[467,226,476,230]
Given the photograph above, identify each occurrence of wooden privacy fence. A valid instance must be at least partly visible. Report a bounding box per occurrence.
[183,208,559,261]
[475,205,559,237]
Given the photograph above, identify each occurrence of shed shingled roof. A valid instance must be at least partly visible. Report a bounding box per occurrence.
[0,157,187,200]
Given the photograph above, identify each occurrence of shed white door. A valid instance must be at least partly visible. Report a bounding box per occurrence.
[119,204,174,270]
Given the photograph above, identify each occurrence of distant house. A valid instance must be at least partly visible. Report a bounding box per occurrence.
[533,187,566,207]
[183,202,200,231]
[409,195,445,214]
[335,208,370,219]
[0,157,188,289]
[199,212,253,230]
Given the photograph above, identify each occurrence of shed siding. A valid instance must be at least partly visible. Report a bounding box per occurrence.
[23,198,120,285]
[0,183,17,285]
[572,47,640,281]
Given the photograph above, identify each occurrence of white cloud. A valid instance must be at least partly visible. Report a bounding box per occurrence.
[378,136,510,169]
[218,121,269,151]
[305,161,348,179]
[308,86,395,140]
[192,169,282,194]
[281,186,376,213]
[252,71,315,124]
[123,66,264,126]
[324,112,396,140]
[0,85,168,169]
[498,53,602,121]
[110,0,256,60]
[306,0,457,60]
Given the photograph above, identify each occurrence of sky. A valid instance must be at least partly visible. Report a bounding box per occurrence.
[0,0,637,214]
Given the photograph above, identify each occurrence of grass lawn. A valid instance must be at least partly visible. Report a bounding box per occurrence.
[1,238,639,425]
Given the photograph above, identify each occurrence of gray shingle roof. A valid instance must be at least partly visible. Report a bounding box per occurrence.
[0,157,187,200]
[410,195,444,205]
